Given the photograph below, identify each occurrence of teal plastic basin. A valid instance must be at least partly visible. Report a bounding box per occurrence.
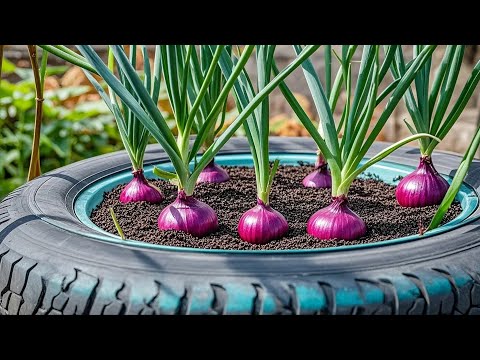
[74,153,479,253]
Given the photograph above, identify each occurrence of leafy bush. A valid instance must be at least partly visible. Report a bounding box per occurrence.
[0,57,122,199]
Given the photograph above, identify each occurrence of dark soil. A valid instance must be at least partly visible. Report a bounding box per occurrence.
[90,165,462,250]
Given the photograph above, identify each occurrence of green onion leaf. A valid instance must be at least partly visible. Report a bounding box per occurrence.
[427,126,480,231]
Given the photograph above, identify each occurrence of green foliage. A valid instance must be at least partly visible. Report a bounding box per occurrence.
[0,61,121,200]
[216,45,280,203]
[277,45,439,197]
[77,45,319,196]
[428,125,480,231]
[392,46,480,156]
[39,45,98,74]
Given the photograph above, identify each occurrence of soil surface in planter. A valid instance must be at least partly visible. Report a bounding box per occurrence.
[90,165,462,250]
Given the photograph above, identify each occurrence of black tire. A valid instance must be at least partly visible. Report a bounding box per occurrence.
[1,137,480,315]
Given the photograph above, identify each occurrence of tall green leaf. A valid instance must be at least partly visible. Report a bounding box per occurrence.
[428,126,480,230]
[292,45,339,163]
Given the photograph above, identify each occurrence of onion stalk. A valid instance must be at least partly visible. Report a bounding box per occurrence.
[191,46,233,184]
[391,46,480,207]
[97,46,163,203]
[277,45,439,241]
[218,45,289,244]
[76,45,320,237]
[302,45,357,188]
[44,46,164,203]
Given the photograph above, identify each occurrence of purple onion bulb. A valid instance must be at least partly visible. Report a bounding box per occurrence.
[303,153,332,188]
[307,195,367,241]
[395,156,449,207]
[238,199,289,244]
[197,159,230,184]
[119,169,164,204]
[157,190,218,237]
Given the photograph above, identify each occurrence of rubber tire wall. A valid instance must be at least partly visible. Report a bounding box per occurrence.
[1,137,480,315]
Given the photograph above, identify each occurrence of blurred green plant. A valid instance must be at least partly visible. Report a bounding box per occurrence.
[0,56,122,199]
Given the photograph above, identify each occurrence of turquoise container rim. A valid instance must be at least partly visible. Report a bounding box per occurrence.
[74,153,479,254]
